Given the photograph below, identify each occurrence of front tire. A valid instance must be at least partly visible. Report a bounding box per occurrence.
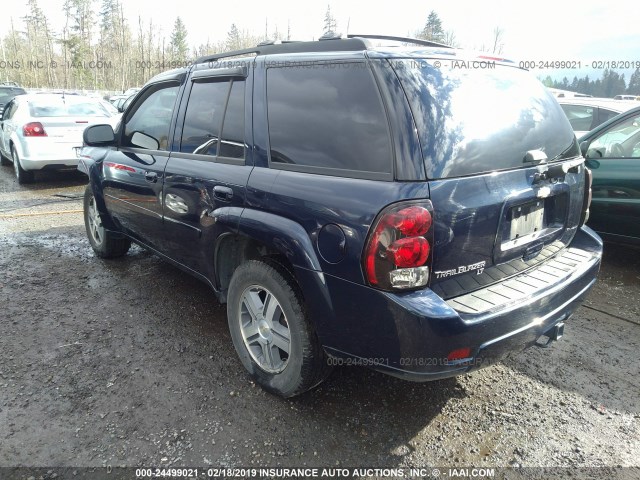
[227,260,331,397]
[12,146,34,184]
[83,185,131,258]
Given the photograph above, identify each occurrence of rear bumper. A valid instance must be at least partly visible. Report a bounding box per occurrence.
[21,158,79,171]
[16,139,80,171]
[303,226,602,381]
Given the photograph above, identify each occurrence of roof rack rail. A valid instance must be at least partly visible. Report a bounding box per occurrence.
[193,37,369,65]
[191,34,452,65]
[347,34,453,49]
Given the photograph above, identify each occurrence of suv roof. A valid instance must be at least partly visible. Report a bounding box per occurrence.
[147,35,519,85]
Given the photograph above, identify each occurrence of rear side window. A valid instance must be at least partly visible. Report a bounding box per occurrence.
[219,81,245,159]
[392,60,579,179]
[598,108,621,124]
[180,81,228,155]
[180,79,245,159]
[560,104,595,132]
[266,64,392,176]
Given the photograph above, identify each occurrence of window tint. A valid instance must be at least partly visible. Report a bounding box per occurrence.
[181,81,229,155]
[124,84,179,150]
[560,104,595,132]
[599,108,621,124]
[393,60,579,179]
[266,64,392,174]
[219,81,245,159]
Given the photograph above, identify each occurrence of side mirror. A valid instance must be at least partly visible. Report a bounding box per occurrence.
[579,140,589,157]
[83,124,116,146]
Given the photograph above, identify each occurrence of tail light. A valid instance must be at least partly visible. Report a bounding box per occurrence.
[364,201,434,290]
[23,122,47,137]
[579,167,592,226]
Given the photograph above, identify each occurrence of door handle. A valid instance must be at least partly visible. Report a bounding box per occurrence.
[144,171,158,183]
[213,185,233,200]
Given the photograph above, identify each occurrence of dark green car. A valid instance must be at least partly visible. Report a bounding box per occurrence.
[579,105,640,245]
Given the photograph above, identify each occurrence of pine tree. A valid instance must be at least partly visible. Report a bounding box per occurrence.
[323,5,337,35]
[169,17,188,61]
[628,67,640,95]
[419,11,445,42]
[226,24,241,51]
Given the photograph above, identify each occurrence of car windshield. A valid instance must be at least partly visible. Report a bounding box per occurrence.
[28,97,112,117]
[391,59,579,178]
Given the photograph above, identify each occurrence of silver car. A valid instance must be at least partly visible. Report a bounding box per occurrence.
[557,97,639,137]
[0,93,120,184]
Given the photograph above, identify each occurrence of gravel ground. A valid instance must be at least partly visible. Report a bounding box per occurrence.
[0,168,638,478]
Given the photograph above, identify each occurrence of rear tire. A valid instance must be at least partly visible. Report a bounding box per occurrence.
[11,146,34,184]
[83,185,131,258]
[0,149,10,166]
[227,259,332,397]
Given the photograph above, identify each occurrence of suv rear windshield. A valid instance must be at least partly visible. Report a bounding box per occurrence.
[391,59,579,179]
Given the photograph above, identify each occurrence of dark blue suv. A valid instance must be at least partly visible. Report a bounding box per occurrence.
[79,36,603,397]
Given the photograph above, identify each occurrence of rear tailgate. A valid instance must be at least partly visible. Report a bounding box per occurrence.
[391,57,586,299]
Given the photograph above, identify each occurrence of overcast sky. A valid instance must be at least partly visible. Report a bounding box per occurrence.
[1,0,639,78]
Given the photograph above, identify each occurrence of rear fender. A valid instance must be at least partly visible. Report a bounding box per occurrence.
[237,209,322,272]
[235,209,335,344]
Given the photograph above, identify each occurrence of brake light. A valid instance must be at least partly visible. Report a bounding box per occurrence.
[23,122,47,137]
[580,167,593,226]
[447,347,472,362]
[364,201,434,290]
[387,237,430,268]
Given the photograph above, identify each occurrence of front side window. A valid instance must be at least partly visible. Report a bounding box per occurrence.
[587,115,640,158]
[123,83,179,150]
[266,64,392,175]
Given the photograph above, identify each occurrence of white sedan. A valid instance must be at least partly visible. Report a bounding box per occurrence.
[0,93,121,184]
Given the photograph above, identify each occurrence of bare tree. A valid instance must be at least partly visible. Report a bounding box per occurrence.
[491,26,504,55]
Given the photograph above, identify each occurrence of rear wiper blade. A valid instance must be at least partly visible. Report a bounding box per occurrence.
[523,149,548,164]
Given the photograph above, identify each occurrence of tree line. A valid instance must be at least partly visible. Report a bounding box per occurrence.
[542,69,640,97]
[0,3,504,92]
[0,0,279,92]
